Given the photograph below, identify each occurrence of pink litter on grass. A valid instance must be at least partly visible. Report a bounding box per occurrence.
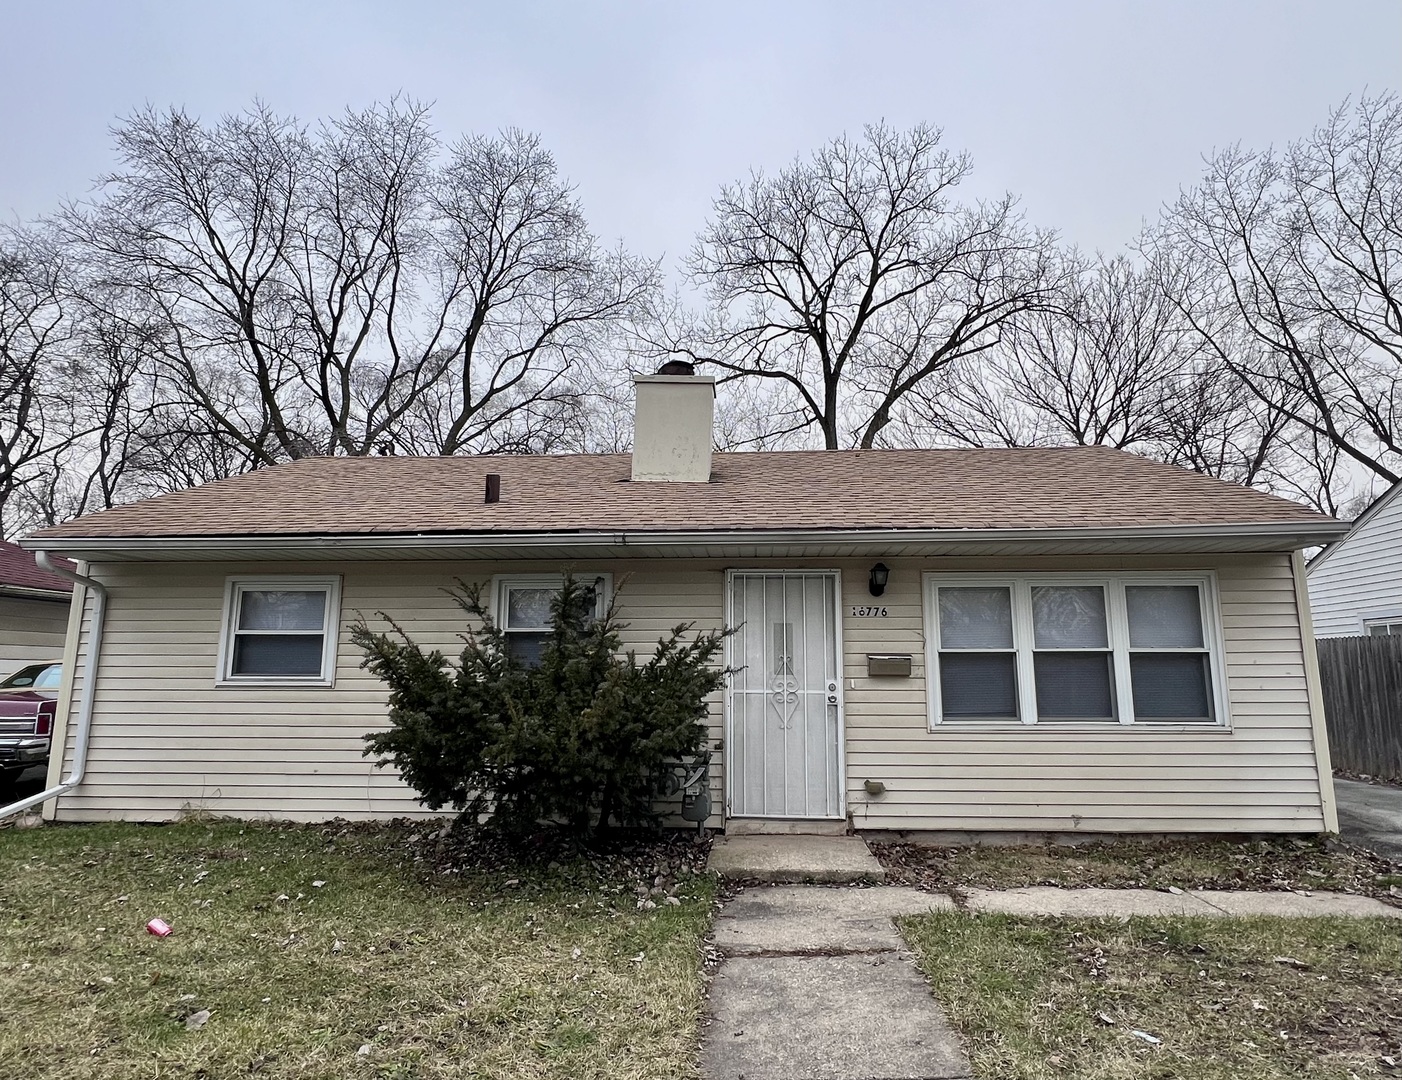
[146,918,172,937]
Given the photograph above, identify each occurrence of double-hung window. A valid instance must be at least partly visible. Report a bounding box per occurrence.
[1031,585,1117,722]
[1124,585,1215,721]
[494,574,611,667]
[925,573,1225,727]
[934,586,1019,720]
[218,576,341,686]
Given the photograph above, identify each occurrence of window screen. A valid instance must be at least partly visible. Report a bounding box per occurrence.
[1125,585,1204,647]
[225,584,334,680]
[939,587,1014,648]
[927,574,1224,727]
[1124,585,1213,722]
[936,587,1018,720]
[1031,585,1116,721]
[500,579,602,667]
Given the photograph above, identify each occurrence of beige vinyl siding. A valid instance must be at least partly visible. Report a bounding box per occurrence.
[0,594,70,678]
[53,561,725,823]
[1308,486,1402,636]
[52,552,1326,834]
[842,553,1326,833]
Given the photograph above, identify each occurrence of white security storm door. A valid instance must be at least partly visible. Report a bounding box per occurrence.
[727,571,843,818]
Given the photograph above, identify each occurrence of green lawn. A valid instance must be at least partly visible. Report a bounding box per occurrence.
[0,821,715,1080]
[901,911,1402,1080]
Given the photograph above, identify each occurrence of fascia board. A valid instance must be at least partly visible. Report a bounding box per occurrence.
[20,519,1353,560]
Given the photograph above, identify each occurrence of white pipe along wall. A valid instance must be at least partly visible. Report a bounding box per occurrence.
[0,552,107,821]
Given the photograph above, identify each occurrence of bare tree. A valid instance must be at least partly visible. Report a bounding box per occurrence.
[0,227,81,537]
[391,133,655,455]
[58,103,657,478]
[1146,93,1402,486]
[1154,362,1298,491]
[913,256,1188,449]
[900,254,1336,505]
[663,123,1061,449]
[39,295,193,524]
[60,105,316,469]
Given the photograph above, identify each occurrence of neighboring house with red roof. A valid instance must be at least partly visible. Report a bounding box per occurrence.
[0,540,73,679]
[14,370,1350,835]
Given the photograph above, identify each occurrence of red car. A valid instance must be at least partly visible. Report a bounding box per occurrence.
[0,662,61,792]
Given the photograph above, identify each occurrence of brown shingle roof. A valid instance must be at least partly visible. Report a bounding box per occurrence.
[0,540,74,592]
[23,448,1338,542]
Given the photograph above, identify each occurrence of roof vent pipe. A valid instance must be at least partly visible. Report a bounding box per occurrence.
[484,473,501,504]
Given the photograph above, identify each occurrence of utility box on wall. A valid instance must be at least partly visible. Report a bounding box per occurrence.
[866,653,912,677]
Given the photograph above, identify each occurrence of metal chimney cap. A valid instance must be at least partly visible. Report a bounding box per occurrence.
[656,360,695,376]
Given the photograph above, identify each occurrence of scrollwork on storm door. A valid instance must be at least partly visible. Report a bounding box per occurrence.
[768,622,799,729]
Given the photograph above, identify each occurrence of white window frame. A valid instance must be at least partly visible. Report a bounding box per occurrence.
[216,575,342,688]
[1362,610,1402,636]
[491,573,614,660]
[923,571,1229,731]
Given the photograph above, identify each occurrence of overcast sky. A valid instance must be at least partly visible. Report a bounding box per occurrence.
[2,0,1398,269]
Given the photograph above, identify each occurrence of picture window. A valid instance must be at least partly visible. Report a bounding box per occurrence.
[925,574,1224,727]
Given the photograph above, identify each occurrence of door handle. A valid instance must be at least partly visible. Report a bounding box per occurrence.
[825,679,839,705]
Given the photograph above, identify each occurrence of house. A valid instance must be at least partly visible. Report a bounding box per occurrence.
[13,370,1350,835]
[0,540,74,679]
[1307,478,1402,638]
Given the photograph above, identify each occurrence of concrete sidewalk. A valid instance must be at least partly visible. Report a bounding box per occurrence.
[699,882,1398,1080]
[702,887,971,1080]
[961,885,1401,918]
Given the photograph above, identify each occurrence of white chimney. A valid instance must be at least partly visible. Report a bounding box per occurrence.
[631,363,715,482]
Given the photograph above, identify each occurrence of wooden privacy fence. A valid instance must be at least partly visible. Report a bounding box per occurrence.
[1317,634,1402,780]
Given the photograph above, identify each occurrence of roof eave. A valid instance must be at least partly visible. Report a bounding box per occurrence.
[19,520,1351,562]
[1306,476,1402,575]
[0,583,72,601]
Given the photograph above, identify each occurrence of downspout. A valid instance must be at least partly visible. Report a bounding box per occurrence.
[0,553,108,821]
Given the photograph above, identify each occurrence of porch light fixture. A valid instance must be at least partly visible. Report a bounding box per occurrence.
[868,562,890,597]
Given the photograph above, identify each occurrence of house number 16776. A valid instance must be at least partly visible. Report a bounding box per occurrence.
[849,605,889,617]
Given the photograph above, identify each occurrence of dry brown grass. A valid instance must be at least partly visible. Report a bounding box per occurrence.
[872,835,1402,901]
[901,911,1402,1079]
[0,821,715,1080]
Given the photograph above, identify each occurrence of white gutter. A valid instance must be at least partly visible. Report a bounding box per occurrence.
[17,519,1352,558]
[0,553,107,821]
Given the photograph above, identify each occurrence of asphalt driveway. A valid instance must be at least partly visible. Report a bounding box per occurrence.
[1335,777,1402,862]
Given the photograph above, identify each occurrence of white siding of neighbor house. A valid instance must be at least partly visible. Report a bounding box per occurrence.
[0,594,71,678]
[1308,485,1402,637]
[49,552,1328,834]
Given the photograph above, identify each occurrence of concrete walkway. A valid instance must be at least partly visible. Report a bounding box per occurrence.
[702,887,971,1080]
[700,879,1399,1080]
[707,833,886,883]
[1336,777,1402,862]
[962,885,1400,918]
